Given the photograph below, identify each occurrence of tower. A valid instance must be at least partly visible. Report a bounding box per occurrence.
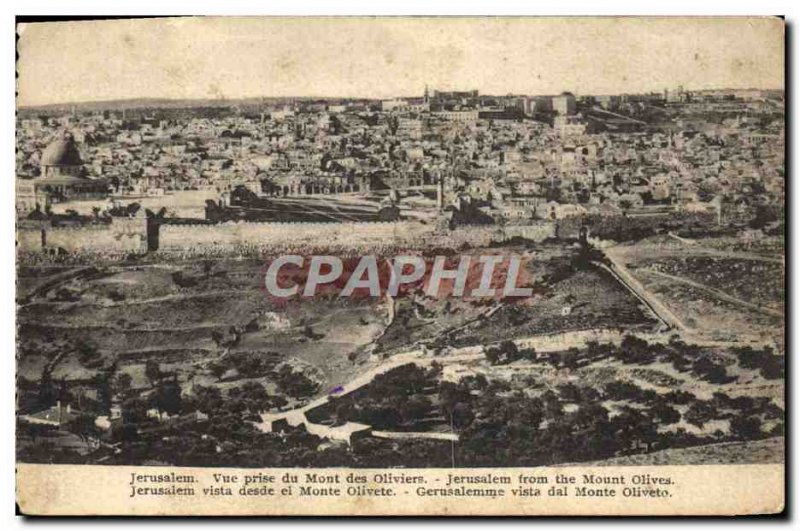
[424,84,430,104]
[579,225,589,248]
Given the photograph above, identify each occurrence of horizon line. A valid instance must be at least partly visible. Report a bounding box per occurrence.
[17,85,787,110]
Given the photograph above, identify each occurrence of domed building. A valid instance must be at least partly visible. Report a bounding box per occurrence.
[31,132,108,204]
[40,133,84,177]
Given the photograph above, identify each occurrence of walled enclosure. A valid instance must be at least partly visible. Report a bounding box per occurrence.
[17,218,557,256]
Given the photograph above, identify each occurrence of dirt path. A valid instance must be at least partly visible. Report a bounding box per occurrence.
[594,255,688,332]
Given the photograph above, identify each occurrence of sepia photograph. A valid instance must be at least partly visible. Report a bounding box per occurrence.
[13,14,786,516]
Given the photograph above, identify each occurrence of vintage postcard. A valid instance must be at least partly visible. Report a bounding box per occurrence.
[15,16,785,516]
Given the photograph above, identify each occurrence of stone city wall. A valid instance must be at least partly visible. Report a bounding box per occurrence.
[17,218,148,254]
[18,218,558,256]
[502,222,557,242]
[157,221,437,251]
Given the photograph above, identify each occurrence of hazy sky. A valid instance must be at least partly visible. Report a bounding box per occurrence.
[17,17,784,106]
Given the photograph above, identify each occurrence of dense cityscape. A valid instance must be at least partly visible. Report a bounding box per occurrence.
[16,87,784,228]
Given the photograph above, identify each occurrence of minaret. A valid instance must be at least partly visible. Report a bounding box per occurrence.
[437,176,444,210]
[424,84,430,104]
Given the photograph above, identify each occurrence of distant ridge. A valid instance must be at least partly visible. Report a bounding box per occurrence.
[17,96,377,113]
[18,87,784,114]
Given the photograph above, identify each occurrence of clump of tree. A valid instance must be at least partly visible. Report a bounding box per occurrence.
[615,335,657,365]
[92,362,117,415]
[273,364,320,399]
[730,415,763,441]
[210,326,244,349]
[691,356,735,384]
[76,339,103,369]
[649,402,681,426]
[171,271,198,288]
[67,412,100,450]
[603,380,658,405]
[226,382,288,417]
[36,368,57,410]
[121,397,148,425]
[733,347,784,380]
[684,400,717,428]
[115,372,133,398]
[208,351,280,381]
[145,360,163,387]
[484,340,522,365]
[149,378,183,417]
[325,364,439,429]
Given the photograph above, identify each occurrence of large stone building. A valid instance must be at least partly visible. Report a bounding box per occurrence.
[17,133,109,214]
[553,92,577,116]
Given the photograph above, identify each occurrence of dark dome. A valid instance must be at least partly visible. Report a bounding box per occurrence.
[41,134,83,167]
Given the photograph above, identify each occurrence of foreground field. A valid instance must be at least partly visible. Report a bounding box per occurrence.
[17,258,388,402]
[16,237,784,468]
[608,235,784,343]
[582,436,784,466]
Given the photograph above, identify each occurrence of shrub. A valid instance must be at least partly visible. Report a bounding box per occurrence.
[730,415,762,440]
